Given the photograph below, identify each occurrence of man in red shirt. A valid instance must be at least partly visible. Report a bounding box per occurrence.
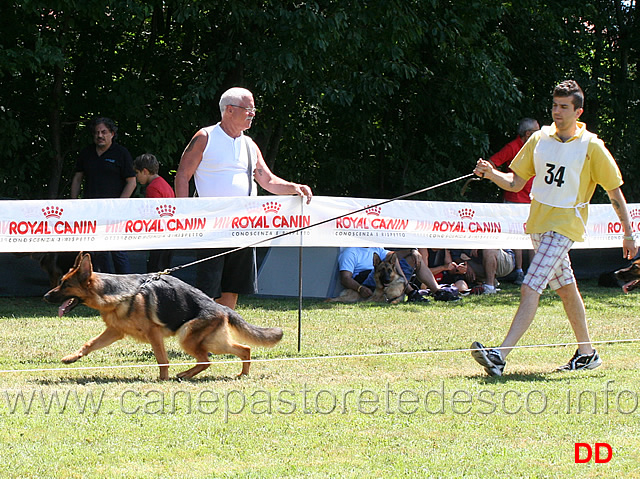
[489,118,540,284]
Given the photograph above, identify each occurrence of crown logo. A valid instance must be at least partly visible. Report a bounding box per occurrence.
[42,206,63,219]
[630,209,640,220]
[137,202,157,217]
[263,201,281,214]
[365,206,381,216]
[458,208,475,220]
[156,205,176,217]
[245,201,263,215]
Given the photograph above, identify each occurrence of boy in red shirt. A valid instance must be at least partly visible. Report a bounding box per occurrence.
[134,153,176,272]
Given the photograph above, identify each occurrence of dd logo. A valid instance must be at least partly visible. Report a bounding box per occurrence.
[574,443,613,463]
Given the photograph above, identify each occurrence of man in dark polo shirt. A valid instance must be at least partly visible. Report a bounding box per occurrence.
[71,117,137,273]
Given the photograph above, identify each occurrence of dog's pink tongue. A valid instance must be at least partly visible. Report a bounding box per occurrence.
[622,279,639,294]
[58,299,74,317]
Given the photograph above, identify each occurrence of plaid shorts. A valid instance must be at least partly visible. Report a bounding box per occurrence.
[523,232,575,294]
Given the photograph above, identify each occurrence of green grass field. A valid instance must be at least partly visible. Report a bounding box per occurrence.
[1,282,639,478]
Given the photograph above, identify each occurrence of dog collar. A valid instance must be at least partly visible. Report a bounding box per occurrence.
[385,293,404,303]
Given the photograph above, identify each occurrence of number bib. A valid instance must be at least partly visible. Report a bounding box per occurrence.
[530,126,594,208]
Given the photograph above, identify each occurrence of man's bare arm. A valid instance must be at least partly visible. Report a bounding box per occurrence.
[253,147,313,203]
[175,132,206,197]
[607,187,638,259]
[474,159,528,192]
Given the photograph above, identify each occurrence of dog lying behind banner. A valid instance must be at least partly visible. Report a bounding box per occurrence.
[44,252,283,380]
[327,251,407,304]
[615,258,640,293]
[14,251,78,287]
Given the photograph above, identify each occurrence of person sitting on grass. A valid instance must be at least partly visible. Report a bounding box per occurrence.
[337,247,442,303]
[419,248,469,292]
[449,249,516,294]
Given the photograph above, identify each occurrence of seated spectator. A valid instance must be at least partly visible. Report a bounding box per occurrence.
[449,249,516,294]
[337,247,442,303]
[419,248,469,292]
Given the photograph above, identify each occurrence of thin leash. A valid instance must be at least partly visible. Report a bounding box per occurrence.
[156,173,476,276]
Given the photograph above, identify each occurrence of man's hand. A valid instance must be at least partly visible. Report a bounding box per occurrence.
[358,285,373,298]
[464,263,476,283]
[474,158,527,192]
[623,238,637,260]
[474,159,494,179]
[293,183,313,204]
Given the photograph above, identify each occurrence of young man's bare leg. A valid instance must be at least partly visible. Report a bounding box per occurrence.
[555,282,594,355]
[498,284,540,358]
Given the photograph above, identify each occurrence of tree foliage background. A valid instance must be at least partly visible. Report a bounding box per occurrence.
[1,0,638,203]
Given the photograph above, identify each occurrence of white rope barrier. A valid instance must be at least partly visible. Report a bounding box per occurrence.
[1,338,639,376]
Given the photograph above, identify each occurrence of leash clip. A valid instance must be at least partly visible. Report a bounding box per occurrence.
[140,273,164,290]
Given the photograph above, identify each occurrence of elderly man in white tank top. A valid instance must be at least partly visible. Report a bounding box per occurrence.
[175,87,313,309]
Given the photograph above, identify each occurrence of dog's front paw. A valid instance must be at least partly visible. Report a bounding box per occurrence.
[61,354,81,364]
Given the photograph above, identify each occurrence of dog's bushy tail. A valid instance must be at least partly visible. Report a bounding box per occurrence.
[228,311,283,347]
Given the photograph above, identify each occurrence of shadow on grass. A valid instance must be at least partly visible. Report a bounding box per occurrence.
[33,372,246,385]
[460,370,610,383]
[26,347,281,385]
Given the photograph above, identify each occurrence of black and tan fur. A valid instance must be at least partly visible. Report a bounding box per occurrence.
[615,259,640,293]
[44,252,282,380]
[14,251,78,287]
[328,252,407,304]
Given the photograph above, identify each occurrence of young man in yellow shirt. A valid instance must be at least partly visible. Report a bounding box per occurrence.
[471,80,637,376]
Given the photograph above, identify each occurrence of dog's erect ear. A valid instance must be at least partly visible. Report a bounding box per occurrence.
[385,251,404,274]
[73,251,84,268]
[373,252,382,267]
[77,253,94,282]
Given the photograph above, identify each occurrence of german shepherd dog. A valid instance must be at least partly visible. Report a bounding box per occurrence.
[328,252,407,304]
[44,252,283,380]
[615,258,640,293]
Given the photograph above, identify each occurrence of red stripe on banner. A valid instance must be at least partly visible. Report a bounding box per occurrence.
[0,197,634,253]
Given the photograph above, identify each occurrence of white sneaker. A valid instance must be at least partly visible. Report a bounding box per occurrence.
[482,283,497,294]
[471,341,506,376]
[556,349,602,372]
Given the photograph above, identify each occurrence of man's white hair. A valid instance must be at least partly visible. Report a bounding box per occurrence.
[518,118,539,137]
[219,87,253,115]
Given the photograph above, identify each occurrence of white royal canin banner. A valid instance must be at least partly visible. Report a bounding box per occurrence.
[0,196,637,253]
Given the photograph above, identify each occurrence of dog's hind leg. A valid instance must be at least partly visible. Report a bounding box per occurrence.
[179,340,251,379]
[176,324,214,379]
[203,326,252,377]
[176,347,211,380]
[147,330,171,381]
[229,342,251,377]
[62,327,124,364]
[214,341,251,377]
